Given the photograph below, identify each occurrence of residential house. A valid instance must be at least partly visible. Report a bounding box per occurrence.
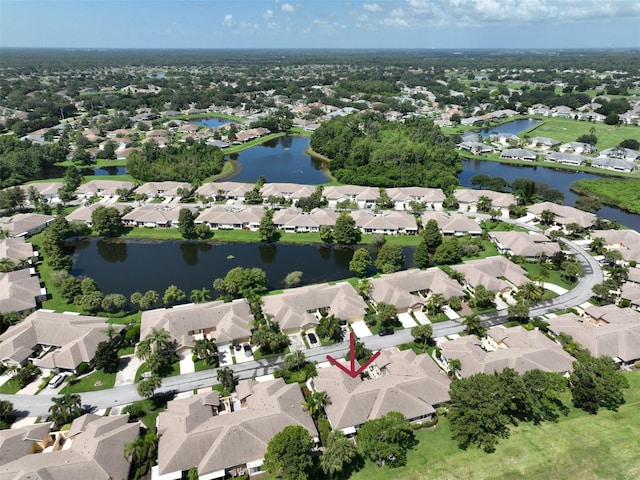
[440,213,483,236]
[261,282,367,334]
[386,186,445,211]
[134,181,192,200]
[140,299,254,350]
[76,180,134,199]
[545,152,586,166]
[0,213,55,238]
[489,231,561,259]
[312,348,451,435]
[489,133,520,146]
[196,182,253,203]
[259,183,316,206]
[528,202,597,229]
[272,208,339,233]
[0,269,46,314]
[195,205,264,231]
[590,229,640,263]
[369,269,464,313]
[122,205,197,228]
[0,414,138,480]
[527,136,561,149]
[558,142,596,155]
[155,378,318,480]
[350,209,418,235]
[65,203,127,227]
[454,189,516,212]
[323,185,380,209]
[440,325,574,377]
[591,157,636,173]
[458,141,493,155]
[547,306,640,365]
[620,282,640,309]
[0,311,119,372]
[18,182,64,204]
[0,237,37,267]
[599,147,640,161]
[451,256,529,293]
[500,148,537,161]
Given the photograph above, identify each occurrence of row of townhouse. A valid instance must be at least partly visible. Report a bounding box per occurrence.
[0,236,47,316]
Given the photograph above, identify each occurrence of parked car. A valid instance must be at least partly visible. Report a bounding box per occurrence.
[48,373,65,388]
[243,344,253,356]
[378,328,395,337]
[308,333,318,344]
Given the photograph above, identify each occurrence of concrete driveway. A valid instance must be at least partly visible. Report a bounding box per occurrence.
[351,321,372,338]
[114,355,143,387]
[397,312,417,328]
[288,333,306,352]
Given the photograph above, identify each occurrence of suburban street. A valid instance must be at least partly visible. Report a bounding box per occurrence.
[1,233,603,417]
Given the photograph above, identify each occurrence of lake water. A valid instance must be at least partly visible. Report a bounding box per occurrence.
[195,117,233,128]
[226,136,329,184]
[92,166,127,176]
[474,118,541,137]
[71,238,414,298]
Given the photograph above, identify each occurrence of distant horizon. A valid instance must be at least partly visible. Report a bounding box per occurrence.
[2,1,639,50]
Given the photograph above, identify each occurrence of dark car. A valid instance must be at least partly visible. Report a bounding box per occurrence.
[378,328,395,337]
[308,333,318,344]
[243,343,253,356]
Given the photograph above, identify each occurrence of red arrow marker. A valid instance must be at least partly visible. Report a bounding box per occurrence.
[326,332,380,378]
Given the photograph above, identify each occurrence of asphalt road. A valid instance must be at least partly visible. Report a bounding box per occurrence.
[1,229,604,417]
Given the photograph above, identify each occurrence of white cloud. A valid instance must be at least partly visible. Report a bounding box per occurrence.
[263,9,274,20]
[391,8,405,17]
[382,17,409,27]
[363,3,383,13]
[281,3,295,13]
[222,14,233,27]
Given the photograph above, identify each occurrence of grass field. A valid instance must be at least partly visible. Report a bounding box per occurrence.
[60,370,116,394]
[350,371,640,480]
[525,118,640,150]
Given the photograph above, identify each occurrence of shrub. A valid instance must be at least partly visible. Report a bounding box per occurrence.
[76,362,90,375]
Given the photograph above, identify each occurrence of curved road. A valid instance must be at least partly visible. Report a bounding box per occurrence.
[1,229,604,417]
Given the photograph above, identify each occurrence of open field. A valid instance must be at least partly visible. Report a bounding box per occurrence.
[525,118,640,150]
[351,370,640,480]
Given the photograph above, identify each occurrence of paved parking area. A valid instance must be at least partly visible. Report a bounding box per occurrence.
[306,330,320,348]
[351,320,373,338]
[234,344,254,363]
[397,312,417,328]
[443,306,460,320]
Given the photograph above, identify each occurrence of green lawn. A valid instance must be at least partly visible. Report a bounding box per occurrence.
[351,371,640,480]
[521,263,576,290]
[0,378,22,394]
[60,370,116,393]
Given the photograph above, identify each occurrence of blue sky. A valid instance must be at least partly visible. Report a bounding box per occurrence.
[2,0,639,49]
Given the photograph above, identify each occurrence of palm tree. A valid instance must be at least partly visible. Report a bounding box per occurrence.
[49,393,82,428]
[589,237,605,255]
[284,351,306,372]
[411,324,433,347]
[302,390,331,421]
[124,435,147,468]
[193,337,218,365]
[217,366,236,393]
[426,293,445,316]
[518,282,544,302]
[447,358,462,378]
[463,315,487,338]
[136,340,151,362]
[0,257,15,273]
[540,209,556,226]
[190,288,211,304]
[146,327,171,354]
[356,278,371,298]
[137,373,161,399]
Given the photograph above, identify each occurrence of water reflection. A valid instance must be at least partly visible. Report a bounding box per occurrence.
[97,239,128,264]
[259,244,277,263]
[179,242,198,266]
